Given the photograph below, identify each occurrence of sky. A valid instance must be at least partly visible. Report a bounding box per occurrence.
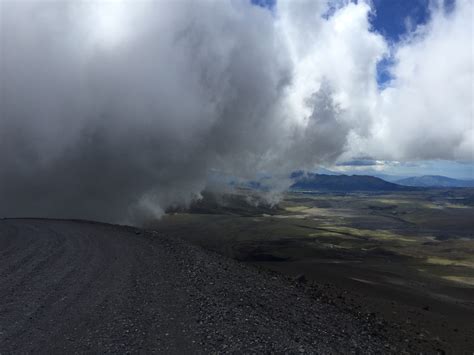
[333,0,472,179]
[0,0,472,222]
[253,0,434,87]
[252,0,473,179]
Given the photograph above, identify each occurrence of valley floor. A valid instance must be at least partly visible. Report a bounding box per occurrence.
[150,189,474,353]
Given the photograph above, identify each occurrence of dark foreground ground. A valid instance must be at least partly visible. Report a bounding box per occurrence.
[0,218,437,353]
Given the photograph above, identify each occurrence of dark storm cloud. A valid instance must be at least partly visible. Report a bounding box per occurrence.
[337,157,381,167]
[0,1,306,223]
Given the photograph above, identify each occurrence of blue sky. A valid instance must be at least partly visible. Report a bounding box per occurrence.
[251,0,472,180]
[251,0,276,9]
[370,0,431,42]
[252,0,451,87]
[370,0,455,87]
[370,0,431,87]
[357,0,471,179]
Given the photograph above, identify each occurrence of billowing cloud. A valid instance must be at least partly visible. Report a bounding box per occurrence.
[357,0,473,161]
[0,1,293,222]
[0,0,471,223]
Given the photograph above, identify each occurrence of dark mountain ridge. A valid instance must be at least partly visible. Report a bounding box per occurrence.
[291,173,413,192]
[396,175,474,188]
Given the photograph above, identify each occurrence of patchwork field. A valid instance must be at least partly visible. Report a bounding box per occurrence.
[148,189,474,352]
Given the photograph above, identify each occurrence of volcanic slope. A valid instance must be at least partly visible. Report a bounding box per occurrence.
[1,218,413,353]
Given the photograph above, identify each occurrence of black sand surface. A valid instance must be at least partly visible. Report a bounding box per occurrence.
[0,218,421,353]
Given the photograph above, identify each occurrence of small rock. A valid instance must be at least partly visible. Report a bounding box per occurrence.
[295,274,307,284]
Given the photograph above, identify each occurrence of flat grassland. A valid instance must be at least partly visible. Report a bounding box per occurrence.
[149,189,474,353]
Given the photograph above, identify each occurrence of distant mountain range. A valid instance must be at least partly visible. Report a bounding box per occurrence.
[313,168,411,182]
[395,175,474,188]
[312,169,474,188]
[240,171,474,192]
[290,173,411,192]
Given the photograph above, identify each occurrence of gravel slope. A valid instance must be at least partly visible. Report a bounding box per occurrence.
[1,219,405,353]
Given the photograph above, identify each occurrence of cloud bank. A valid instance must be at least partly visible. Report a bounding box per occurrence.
[0,0,472,223]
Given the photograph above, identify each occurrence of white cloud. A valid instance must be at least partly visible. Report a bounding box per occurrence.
[0,0,471,222]
[362,0,473,161]
[279,0,472,163]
